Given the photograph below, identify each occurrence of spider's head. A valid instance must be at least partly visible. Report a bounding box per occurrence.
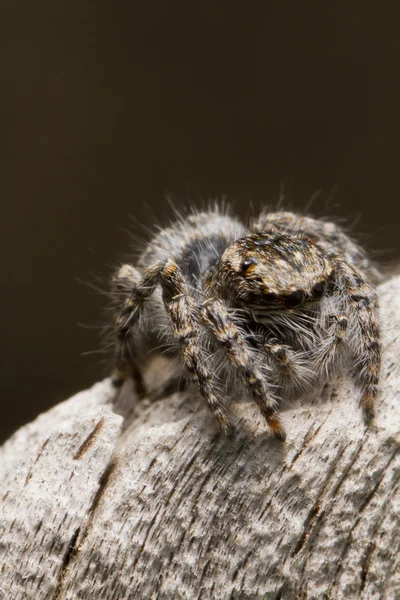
[212,232,332,311]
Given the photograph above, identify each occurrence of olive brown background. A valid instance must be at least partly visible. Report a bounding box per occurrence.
[1,2,399,442]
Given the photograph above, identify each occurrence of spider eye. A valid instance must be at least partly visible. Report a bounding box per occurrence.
[311,281,326,299]
[285,290,305,308]
[264,292,278,303]
[241,257,258,272]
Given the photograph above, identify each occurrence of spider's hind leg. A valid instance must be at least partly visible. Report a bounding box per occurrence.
[334,262,381,420]
[111,263,164,397]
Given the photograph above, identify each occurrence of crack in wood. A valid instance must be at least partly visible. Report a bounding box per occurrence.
[287,421,324,470]
[131,505,163,570]
[196,558,211,599]
[73,418,105,460]
[24,438,50,485]
[359,478,400,593]
[328,446,400,596]
[360,541,376,592]
[52,527,81,600]
[296,438,366,571]
[292,444,345,558]
[51,458,117,600]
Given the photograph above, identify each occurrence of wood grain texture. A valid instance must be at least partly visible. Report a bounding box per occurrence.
[1,277,399,600]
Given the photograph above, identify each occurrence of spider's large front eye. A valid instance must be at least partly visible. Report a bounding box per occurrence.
[241,256,258,273]
[264,292,278,303]
[311,281,326,299]
[285,290,305,308]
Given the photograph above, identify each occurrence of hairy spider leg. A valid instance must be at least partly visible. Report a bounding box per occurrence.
[113,259,234,436]
[261,341,311,392]
[201,298,286,440]
[335,261,381,420]
[112,263,163,396]
[313,313,349,373]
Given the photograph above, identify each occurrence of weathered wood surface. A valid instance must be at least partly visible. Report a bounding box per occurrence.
[1,276,399,600]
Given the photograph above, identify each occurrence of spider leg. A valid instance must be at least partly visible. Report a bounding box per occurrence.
[263,342,292,370]
[111,263,164,395]
[113,260,233,435]
[160,261,233,436]
[201,298,286,440]
[262,342,312,393]
[334,262,381,419]
[314,313,349,374]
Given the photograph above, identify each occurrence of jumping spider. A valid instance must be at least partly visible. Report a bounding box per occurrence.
[110,207,381,440]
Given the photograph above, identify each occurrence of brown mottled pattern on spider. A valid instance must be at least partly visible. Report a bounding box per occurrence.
[108,205,381,439]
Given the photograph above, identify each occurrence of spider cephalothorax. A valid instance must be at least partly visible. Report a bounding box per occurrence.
[110,206,381,440]
[206,232,332,311]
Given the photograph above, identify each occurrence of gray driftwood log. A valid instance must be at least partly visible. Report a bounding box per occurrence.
[1,276,399,600]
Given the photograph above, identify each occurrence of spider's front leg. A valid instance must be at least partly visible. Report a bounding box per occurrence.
[201,299,286,440]
[333,262,381,420]
[113,260,233,436]
[160,262,234,436]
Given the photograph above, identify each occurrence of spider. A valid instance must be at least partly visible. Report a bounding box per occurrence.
[110,206,381,440]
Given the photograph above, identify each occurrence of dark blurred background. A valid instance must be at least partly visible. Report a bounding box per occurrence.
[1,2,399,442]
